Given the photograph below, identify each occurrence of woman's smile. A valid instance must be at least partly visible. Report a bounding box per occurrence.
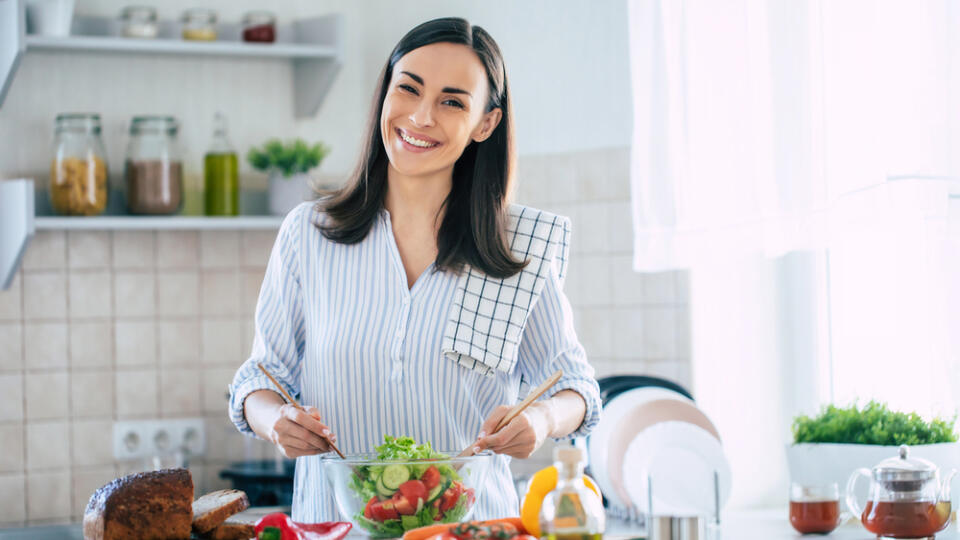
[395,127,442,152]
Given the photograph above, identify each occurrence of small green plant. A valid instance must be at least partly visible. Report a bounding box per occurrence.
[247,138,330,178]
[792,401,957,445]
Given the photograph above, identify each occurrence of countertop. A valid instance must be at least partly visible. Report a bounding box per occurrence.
[4,509,960,540]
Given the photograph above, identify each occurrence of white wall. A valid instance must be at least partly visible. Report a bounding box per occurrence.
[296,0,634,161]
[0,0,632,183]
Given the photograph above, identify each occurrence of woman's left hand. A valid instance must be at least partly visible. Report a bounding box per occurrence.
[473,403,553,459]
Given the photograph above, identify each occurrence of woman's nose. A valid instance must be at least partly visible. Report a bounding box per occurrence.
[409,101,435,128]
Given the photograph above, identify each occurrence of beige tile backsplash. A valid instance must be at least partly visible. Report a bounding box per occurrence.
[0,147,692,526]
[0,324,23,371]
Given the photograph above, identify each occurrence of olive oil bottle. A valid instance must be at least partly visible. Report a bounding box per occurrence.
[204,112,239,216]
[539,446,605,540]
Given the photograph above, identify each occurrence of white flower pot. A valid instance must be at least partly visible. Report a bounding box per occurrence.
[268,172,312,216]
[786,442,960,508]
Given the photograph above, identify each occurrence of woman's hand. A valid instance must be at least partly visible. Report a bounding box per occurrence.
[265,403,338,458]
[473,403,553,459]
[245,390,338,458]
[472,390,588,459]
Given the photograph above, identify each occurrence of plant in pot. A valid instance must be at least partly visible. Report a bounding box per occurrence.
[248,138,330,216]
[786,401,959,508]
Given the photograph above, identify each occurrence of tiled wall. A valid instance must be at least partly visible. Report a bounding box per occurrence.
[0,228,277,526]
[514,147,692,387]
[0,146,690,527]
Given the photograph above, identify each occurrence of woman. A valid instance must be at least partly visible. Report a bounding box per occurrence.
[229,17,601,522]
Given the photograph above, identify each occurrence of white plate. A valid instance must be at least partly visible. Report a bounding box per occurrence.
[622,421,732,517]
[606,399,721,505]
[587,387,691,508]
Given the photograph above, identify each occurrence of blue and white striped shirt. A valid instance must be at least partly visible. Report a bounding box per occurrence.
[229,201,601,523]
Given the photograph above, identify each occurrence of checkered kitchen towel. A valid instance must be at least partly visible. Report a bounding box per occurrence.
[441,205,571,377]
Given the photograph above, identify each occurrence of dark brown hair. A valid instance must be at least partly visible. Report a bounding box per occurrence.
[316,17,526,278]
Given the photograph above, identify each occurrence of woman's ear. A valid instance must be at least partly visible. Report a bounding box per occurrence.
[471,108,503,143]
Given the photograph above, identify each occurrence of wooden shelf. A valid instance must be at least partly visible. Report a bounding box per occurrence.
[34,215,284,231]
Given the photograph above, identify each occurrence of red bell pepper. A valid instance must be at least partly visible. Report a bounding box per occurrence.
[254,512,353,540]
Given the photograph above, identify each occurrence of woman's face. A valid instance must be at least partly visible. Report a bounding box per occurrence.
[380,42,503,179]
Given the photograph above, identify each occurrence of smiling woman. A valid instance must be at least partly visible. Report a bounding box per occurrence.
[229,17,601,526]
[319,18,520,280]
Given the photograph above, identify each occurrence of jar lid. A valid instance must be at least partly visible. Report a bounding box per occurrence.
[55,113,102,132]
[120,6,157,21]
[242,10,275,25]
[182,8,216,24]
[130,115,178,134]
[873,445,937,482]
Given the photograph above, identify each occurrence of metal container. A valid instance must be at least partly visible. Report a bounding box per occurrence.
[650,516,706,540]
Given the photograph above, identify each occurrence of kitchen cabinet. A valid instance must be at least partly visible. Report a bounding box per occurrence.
[0,0,343,118]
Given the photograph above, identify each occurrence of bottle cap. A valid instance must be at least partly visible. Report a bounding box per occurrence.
[553,446,584,467]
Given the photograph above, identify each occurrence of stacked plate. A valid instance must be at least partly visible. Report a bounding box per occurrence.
[587,380,731,517]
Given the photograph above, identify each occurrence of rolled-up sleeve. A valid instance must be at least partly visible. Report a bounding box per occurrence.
[516,263,602,441]
[229,206,308,436]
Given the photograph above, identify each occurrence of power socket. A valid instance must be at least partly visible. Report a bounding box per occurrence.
[113,418,206,461]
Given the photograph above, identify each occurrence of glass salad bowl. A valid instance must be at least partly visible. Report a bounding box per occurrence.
[320,450,494,538]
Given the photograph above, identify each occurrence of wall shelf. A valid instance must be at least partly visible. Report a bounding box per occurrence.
[0,3,343,117]
[34,215,284,231]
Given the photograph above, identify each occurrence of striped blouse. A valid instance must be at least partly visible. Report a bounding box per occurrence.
[229,201,601,523]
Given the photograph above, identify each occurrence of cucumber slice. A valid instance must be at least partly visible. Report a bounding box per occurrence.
[426,483,443,502]
[381,464,411,489]
[401,515,420,531]
[376,475,395,497]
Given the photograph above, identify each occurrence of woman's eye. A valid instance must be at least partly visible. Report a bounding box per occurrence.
[399,84,418,94]
[444,99,465,109]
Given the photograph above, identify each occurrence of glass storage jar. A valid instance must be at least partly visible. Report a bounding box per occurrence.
[120,6,158,38]
[242,11,276,43]
[50,113,109,216]
[181,8,217,41]
[124,116,183,215]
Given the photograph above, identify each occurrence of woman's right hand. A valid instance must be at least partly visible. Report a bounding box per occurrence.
[266,403,338,458]
[244,389,338,458]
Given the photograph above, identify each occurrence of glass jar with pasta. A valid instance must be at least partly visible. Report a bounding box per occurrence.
[50,113,109,216]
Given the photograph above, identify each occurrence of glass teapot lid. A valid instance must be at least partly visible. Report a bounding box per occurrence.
[873,445,937,483]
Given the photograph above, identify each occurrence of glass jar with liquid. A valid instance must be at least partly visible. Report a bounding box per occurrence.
[539,446,605,540]
[203,112,239,216]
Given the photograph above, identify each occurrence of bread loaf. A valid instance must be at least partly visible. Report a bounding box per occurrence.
[192,489,250,533]
[83,468,193,540]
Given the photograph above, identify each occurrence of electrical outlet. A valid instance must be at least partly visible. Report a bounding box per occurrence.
[113,418,206,460]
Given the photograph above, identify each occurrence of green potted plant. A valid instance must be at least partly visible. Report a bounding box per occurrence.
[248,138,330,216]
[787,401,959,503]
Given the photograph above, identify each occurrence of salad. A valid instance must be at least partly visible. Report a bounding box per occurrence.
[349,436,477,537]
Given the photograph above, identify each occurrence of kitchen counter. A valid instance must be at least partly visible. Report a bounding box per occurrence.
[4,509,960,539]
[613,509,960,540]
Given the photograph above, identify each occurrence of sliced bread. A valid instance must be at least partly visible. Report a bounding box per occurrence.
[192,489,250,534]
[207,514,257,540]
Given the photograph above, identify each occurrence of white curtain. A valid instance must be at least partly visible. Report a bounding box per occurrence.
[629,0,960,508]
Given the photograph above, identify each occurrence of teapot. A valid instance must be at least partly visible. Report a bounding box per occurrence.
[846,445,956,539]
